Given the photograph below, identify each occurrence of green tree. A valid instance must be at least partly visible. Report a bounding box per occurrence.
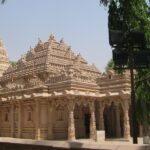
[10,61,16,66]
[100,0,150,141]
[105,59,114,71]
[105,59,124,75]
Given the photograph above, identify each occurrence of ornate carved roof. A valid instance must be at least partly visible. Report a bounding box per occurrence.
[0,35,101,92]
[0,36,131,100]
[98,70,131,93]
[0,39,10,77]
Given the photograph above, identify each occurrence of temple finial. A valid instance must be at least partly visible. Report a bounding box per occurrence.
[38,38,42,44]
[30,46,32,50]
[48,34,55,42]
[60,38,64,44]
[67,46,71,51]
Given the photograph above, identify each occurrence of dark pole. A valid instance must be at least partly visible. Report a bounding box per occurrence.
[129,48,138,144]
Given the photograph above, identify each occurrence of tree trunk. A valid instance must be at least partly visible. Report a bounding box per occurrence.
[142,103,150,144]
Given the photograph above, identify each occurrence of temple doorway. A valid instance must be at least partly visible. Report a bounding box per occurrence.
[84,113,91,138]
[74,104,91,139]
[104,102,124,138]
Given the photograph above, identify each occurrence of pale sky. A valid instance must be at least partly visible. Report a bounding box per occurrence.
[0,0,112,72]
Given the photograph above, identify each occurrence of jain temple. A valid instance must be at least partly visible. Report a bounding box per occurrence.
[0,35,143,141]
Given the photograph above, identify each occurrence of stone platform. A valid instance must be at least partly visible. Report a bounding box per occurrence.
[0,138,149,150]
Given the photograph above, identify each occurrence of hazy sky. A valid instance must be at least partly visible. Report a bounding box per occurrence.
[0,0,112,72]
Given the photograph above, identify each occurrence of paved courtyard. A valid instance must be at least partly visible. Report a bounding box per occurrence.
[0,137,149,150]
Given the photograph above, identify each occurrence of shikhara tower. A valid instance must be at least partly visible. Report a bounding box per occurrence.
[0,39,9,77]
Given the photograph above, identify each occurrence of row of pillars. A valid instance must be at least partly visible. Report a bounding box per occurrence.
[9,100,131,140]
[67,101,97,141]
[99,102,131,139]
[10,100,41,139]
[10,100,97,141]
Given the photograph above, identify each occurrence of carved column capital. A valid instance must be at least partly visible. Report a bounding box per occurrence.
[67,100,75,112]
[89,101,95,113]
[99,101,105,112]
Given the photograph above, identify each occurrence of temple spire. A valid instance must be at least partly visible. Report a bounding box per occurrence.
[38,38,42,44]
[60,38,64,44]
[48,34,55,42]
[0,38,10,77]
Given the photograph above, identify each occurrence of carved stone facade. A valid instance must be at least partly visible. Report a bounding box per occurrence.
[0,36,141,141]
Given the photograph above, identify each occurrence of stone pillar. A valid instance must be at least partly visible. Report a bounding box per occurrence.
[99,102,104,130]
[90,102,97,140]
[10,102,15,137]
[116,105,121,137]
[17,101,22,138]
[123,104,131,139]
[48,101,53,140]
[68,100,75,140]
[97,102,105,142]
[35,99,41,140]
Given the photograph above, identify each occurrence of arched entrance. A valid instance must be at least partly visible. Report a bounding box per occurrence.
[74,103,91,139]
[104,102,124,138]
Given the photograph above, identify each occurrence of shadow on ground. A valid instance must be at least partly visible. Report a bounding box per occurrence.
[0,142,109,150]
[0,141,149,150]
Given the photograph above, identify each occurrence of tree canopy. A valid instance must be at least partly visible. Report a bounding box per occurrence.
[105,59,114,71]
[10,61,16,67]
[100,0,150,137]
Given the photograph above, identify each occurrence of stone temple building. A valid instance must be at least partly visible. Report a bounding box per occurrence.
[0,35,142,141]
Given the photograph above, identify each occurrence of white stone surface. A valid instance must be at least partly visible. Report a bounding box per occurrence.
[143,136,150,144]
[96,130,105,142]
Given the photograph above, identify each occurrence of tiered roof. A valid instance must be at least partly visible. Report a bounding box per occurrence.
[98,70,131,93]
[0,35,101,93]
[0,35,131,101]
